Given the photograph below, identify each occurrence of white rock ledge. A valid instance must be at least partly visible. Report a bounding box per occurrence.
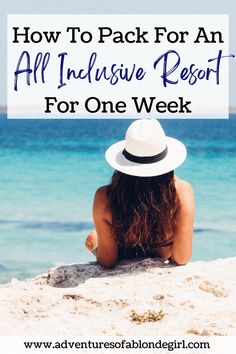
[0,257,236,336]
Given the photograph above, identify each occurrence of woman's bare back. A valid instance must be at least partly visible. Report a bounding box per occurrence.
[85,176,194,267]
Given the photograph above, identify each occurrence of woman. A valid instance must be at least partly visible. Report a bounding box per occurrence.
[85,119,194,267]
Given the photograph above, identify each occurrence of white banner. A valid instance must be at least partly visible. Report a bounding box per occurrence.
[7,14,231,119]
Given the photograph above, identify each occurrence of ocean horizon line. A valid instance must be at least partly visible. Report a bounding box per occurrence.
[0,218,233,234]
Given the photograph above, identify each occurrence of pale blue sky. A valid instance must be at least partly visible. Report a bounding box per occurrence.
[1,0,235,105]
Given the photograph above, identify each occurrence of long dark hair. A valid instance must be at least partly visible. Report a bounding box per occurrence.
[106,170,179,250]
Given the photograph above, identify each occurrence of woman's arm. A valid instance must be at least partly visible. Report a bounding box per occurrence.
[171,180,194,265]
[85,186,118,268]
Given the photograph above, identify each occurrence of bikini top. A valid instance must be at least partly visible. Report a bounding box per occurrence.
[118,236,173,260]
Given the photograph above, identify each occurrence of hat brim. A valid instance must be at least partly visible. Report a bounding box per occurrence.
[105,137,187,177]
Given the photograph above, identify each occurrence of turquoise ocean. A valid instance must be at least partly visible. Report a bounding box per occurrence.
[0,116,236,283]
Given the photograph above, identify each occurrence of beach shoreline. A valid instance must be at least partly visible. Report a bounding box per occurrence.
[0,257,235,336]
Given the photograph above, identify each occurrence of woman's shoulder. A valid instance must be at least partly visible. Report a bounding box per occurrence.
[174,176,193,193]
[94,185,109,200]
[93,185,110,211]
[174,176,194,209]
[93,185,112,222]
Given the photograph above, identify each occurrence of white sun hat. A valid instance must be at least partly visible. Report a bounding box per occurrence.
[105,119,187,177]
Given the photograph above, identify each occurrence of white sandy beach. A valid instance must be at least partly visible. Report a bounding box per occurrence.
[0,257,236,336]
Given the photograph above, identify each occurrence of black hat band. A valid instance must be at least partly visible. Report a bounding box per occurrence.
[122,146,168,164]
